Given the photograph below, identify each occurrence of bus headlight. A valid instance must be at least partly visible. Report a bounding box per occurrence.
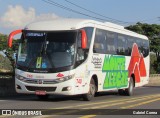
[55,74,75,83]
[15,74,26,81]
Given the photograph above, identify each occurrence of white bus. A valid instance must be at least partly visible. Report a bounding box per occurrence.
[8,19,150,101]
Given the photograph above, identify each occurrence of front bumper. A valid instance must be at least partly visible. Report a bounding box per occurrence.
[15,78,76,95]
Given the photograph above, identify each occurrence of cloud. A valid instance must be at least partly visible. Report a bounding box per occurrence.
[0,5,59,28]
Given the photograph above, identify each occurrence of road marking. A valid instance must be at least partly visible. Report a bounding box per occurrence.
[0,115,13,118]
[79,115,97,118]
[52,94,160,109]
[32,115,55,118]
[85,95,160,109]
[121,97,160,109]
[0,100,7,102]
[41,94,160,116]
[79,95,160,118]
[82,96,157,109]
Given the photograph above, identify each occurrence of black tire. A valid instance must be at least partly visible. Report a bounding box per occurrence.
[82,78,96,101]
[37,95,49,100]
[118,89,125,95]
[95,92,100,97]
[125,77,134,96]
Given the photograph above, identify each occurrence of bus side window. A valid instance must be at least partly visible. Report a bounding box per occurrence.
[126,37,134,56]
[136,38,142,53]
[106,31,116,54]
[117,34,126,55]
[141,40,149,57]
[93,29,107,54]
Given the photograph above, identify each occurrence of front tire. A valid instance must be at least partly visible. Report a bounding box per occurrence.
[82,78,96,101]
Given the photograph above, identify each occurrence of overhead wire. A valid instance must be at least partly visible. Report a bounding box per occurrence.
[64,0,132,24]
[42,0,110,22]
[42,0,133,25]
[42,0,158,25]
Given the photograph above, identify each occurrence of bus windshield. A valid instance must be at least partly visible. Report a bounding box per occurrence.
[17,31,77,70]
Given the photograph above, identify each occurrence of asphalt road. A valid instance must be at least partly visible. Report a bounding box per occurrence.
[0,86,160,118]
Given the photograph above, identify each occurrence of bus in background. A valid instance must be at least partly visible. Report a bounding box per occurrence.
[8,19,149,101]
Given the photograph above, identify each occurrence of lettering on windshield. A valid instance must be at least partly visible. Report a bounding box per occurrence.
[26,33,45,37]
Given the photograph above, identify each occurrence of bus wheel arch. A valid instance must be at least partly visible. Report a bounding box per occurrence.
[82,75,98,101]
[92,74,98,92]
[130,74,135,87]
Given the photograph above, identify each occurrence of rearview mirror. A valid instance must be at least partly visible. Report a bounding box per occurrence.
[81,29,87,49]
[8,29,22,48]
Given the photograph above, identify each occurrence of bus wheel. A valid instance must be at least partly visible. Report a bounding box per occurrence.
[82,78,96,101]
[118,89,125,95]
[37,95,49,100]
[125,77,134,96]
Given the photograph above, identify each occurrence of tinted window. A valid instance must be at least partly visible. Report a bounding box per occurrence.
[106,31,116,54]
[93,29,149,57]
[93,29,107,54]
[93,29,116,54]
[126,37,134,56]
[140,40,149,57]
[136,38,142,53]
[117,34,127,55]
[18,31,77,69]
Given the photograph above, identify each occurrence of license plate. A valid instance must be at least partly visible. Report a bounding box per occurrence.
[35,90,46,95]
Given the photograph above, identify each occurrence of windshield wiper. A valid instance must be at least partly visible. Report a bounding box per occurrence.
[40,33,48,55]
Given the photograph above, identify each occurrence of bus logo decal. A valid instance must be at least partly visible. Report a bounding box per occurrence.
[91,56,102,69]
[102,55,128,89]
[128,43,147,83]
[102,43,147,89]
[27,74,33,78]
[56,73,64,78]
[37,80,43,84]
[76,78,82,84]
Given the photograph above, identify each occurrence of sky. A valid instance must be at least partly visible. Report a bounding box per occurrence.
[0,0,160,35]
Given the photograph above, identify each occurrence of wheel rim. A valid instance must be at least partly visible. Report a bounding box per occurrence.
[89,84,95,96]
[129,81,133,93]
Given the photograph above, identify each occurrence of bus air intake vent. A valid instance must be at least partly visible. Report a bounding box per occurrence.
[25,86,56,92]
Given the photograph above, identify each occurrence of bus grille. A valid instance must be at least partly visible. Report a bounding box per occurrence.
[24,79,58,84]
[26,86,56,92]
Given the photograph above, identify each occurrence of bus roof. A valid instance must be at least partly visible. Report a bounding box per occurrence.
[25,18,148,40]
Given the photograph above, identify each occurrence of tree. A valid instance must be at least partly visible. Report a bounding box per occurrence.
[0,33,8,51]
[0,33,18,72]
[126,23,160,73]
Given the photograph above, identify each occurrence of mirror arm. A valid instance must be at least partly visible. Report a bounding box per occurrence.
[8,29,22,48]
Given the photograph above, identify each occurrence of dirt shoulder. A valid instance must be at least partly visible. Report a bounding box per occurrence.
[146,75,160,86]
